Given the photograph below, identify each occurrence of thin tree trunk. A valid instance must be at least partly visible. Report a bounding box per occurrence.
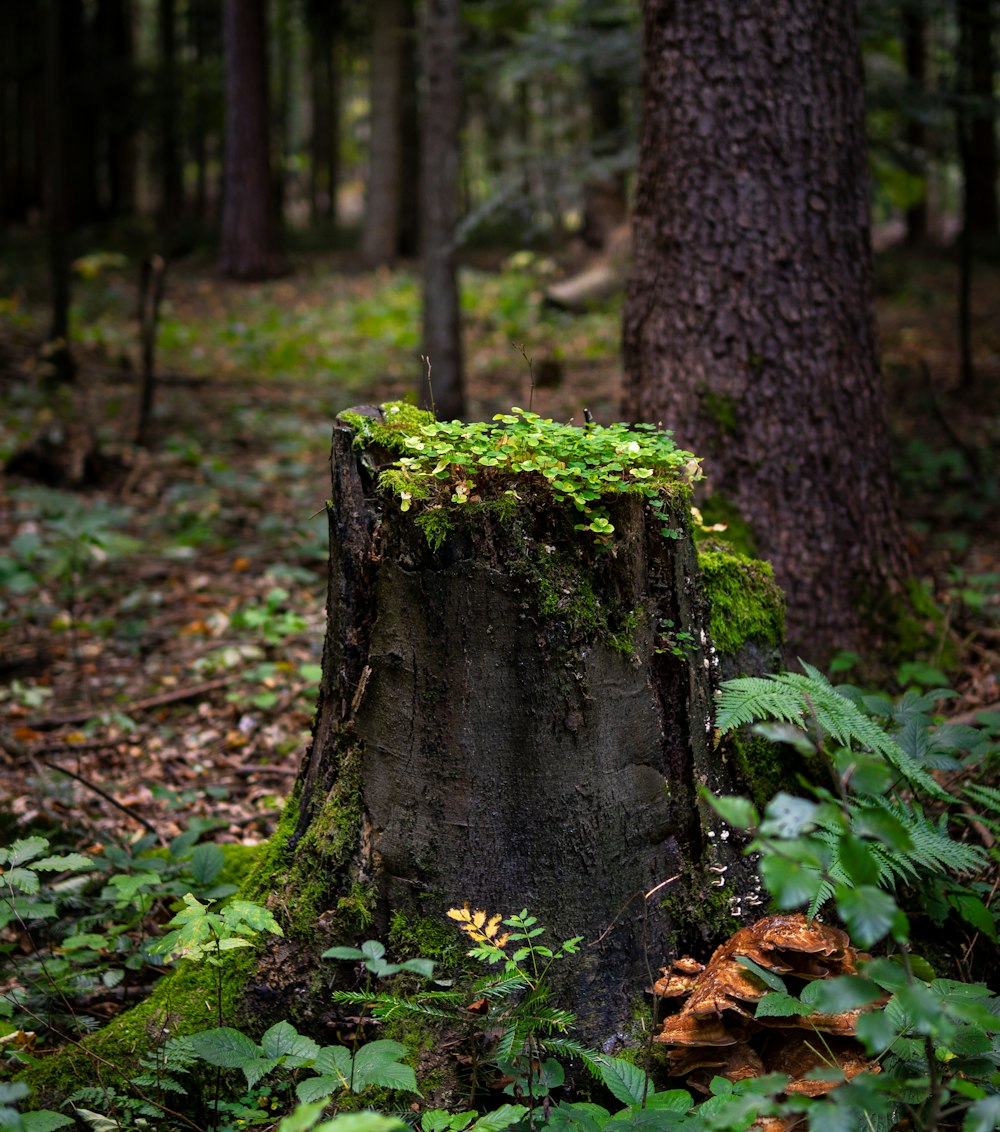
[956,0,998,236]
[362,0,404,266]
[420,0,465,418]
[902,2,928,245]
[623,1,908,663]
[43,0,74,382]
[396,0,420,256]
[159,0,184,228]
[307,0,339,225]
[220,0,284,280]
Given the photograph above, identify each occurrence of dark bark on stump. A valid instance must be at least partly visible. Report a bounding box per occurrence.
[290,419,755,1042]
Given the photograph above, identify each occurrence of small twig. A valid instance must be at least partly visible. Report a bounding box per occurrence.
[513,342,535,413]
[421,354,436,418]
[24,675,239,730]
[42,760,166,845]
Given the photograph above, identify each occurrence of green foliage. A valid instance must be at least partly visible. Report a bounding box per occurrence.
[231,587,308,647]
[347,403,700,549]
[705,663,1000,1130]
[148,893,283,966]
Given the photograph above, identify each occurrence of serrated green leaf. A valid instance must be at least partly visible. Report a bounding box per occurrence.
[837,833,881,886]
[20,1110,75,1132]
[189,1025,260,1068]
[221,898,283,937]
[351,1039,418,1094]
[3,837,48,868]
[800,974,884,1014]
[754,991,810,1018]
[835,885,900,947]
[593,1055,651,1106]
[964,1094,1000,1132]
[735,957,787,994]
[32,854,93,872]
[759,793,818,838]
[189,843,225,886]
[467,1105,529,1132]
[296,1075,348,1104]
[261,1019,320,1063]
[3,868,39,895]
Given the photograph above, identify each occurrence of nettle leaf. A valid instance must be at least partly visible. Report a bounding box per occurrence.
[754,991,812,1019]
[189,843,225,886]
[594,1055,652,1107]
[261,1020,320,1065]
[835,884,903,947]
[801,974,884,1014]
[221,899,283,937]
[32,853,93,872]
[189,1026,259,1068]
[351,1039,419,1094]
[758,793,818,838]
[1,837,49,868]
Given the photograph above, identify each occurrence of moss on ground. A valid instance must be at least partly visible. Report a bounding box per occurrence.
[697,543,785,656]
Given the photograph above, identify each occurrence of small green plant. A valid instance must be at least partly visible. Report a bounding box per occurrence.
[343,403,701,548]
[702,663,1000,1131]
[656,618,698,659]
[232,587,308,646]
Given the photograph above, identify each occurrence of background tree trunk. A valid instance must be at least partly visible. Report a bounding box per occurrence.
[956,0,998,237]
[220,0,283,280]
[420,0,465,418]
[282,416,754,1042]
[361,0,404,266]
[159,0,184,230]
[902,1,928,245]
[622,0,908,663]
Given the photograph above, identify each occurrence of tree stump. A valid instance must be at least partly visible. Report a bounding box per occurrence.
[282,405,761,1042]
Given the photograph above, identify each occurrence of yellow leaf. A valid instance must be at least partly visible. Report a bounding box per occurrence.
[472,910,487,930]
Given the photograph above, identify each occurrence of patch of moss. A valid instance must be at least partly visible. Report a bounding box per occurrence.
[340,402,435,451]
[725,732,825,811]
[19,945,256,1104]
[388,911,465,969]
[697,544,785,656]
[511,545,606,641]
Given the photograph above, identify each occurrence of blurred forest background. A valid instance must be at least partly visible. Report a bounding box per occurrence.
[0,0,997,844]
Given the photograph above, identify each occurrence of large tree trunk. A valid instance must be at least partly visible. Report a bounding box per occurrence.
[420,0,465,418]
[280,412,757,1042]
[361,0,405,266]
[219,0,284,280]
[623,1,908,663]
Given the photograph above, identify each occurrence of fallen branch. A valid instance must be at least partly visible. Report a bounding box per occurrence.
[42,760,165,845]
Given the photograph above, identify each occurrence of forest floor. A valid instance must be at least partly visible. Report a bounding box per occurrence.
[0,241,998,863]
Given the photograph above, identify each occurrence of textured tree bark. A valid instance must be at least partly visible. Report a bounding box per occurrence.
[420,0,465,418]
[623,1,909,663]
[361,0,404,266]
[287,416,755,1042]
[219,0,284,280]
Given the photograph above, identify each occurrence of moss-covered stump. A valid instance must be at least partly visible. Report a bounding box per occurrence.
[21,406,789,1103]
[278,404,766,1042]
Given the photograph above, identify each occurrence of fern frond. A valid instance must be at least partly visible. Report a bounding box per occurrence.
[329,989,459,1020]
[541,1036,606,1078]
[717,668,949,799]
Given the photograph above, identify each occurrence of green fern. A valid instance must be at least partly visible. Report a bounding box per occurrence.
[717,662,949,799]
[329,989,460,1021]
[804,796,986,916]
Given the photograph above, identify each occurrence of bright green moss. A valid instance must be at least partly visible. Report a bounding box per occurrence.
[698,544,785,656]
[340,401,435,451]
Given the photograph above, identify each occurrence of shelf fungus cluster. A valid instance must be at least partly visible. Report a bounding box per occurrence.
[652,913,883,1097]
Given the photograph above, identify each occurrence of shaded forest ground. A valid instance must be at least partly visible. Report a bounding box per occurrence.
[0,240,998,859]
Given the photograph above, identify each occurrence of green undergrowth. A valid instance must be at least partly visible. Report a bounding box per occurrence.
[341,401,701,548]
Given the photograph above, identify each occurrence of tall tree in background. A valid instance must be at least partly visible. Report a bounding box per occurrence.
[902,0,929,244]
[956,0,998,237]
[361,0,405,266]
[220,0,283,279]
[305,0,340,225]
[420,0,465,417]
[623,1,908,662]
[159,0,184,228]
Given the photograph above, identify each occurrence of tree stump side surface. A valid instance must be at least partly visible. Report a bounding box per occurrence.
[293,421,748,1039]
